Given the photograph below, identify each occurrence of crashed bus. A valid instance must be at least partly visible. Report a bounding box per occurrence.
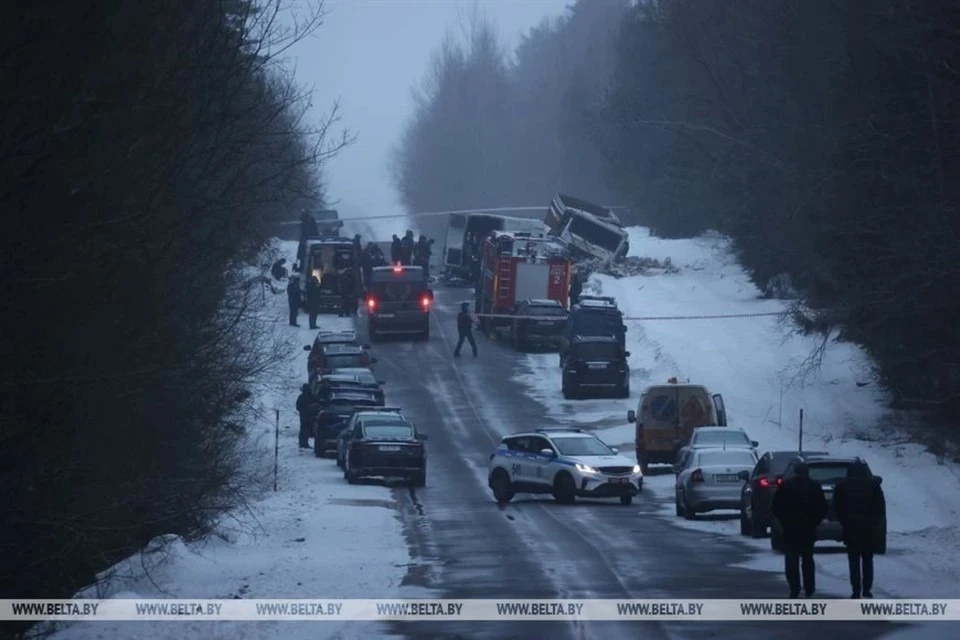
[544,194,629,265]
[442,213,548,281]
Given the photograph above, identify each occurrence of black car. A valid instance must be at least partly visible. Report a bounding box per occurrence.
[738,450,828,538]
[363,265,434,341]
[561,335,631,399]
[336,407,406,468]
[312,374,385,406]
[512,298,568,351]
[559,296,626,367]
[769,455,886,554]
[343,416,428,487]
[304,330,364,373]
[313,392,382,457]
[309,344,376,377]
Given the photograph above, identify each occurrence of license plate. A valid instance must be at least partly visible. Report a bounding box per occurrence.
[608,477,629,484]
[378,445,401,452]
[536,321,554,326]
[588,363,606,369]
[377,313,395,318]
[715,474,740,482]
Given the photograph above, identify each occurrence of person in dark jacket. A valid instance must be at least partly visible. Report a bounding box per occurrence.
[771,461,828,598]
[295,384,313,449]
[390,235,402,264]
[400,230,415,265]
[569,272,583,306]
[360,245,374,286]
[270,258,288,281]
[286,276,301,327]
[306,275,321,329]
[453,302,478,357]
[339,267,356,317]
[415,235,433,279]
[353,234,362,254]
[300,212,318,239]
[834,461,886,598]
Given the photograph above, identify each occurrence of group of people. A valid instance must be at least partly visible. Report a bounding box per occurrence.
[771,461,887,599]
[390,230,434,278]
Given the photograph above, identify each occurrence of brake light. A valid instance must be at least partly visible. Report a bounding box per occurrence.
[366,297,377,312]
[691,469,704,483]
[758,477,769,488]
[420,295,430,310]
[392,264,403,273]
[776,476,783,486]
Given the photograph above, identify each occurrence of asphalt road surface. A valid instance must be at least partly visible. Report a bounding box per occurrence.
[349,284,913,640]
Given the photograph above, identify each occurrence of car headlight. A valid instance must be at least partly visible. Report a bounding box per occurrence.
[576,464,598,474]
[632,465,641,474]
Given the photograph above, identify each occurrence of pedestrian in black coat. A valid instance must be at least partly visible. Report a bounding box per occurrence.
[306,275,321,329]
[569,272,583,306]
[295,384,312,448]
[286,277,301,327]
[771,461,828,597]
[390,235,402,264]
[400,231,415,265]
[271,258,288,281]
[453,302,477,357]
[834,461,886,598]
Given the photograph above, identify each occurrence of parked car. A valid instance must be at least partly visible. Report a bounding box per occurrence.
[312,373,384,405]
[738,450,827,538]
[561,336,630,399]
[313,392,382,457]
[336,407,407,468]
[770,455,886,554]
[674,426,758,465]
[304,330,364,373]
[511,298,568,351]
[342,413,428,486]
[308,343,376,376]
[674,447,759,519]
[328,367,384,389]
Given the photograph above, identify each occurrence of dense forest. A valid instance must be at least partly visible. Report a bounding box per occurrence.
[0,1,343,630]
[392,0,959,420]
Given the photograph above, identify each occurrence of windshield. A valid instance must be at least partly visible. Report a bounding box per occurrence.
[568,215,624,252]
[694,431,751,446]
[575,342,620,359]
[808,464,857,485]
[554,437,613,457]
[329,396,377,406]
[324,354,366,369]
[315,210,337,221]
[364,424,414,439]
[697,451,757,467]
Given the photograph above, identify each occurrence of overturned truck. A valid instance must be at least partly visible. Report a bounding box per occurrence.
[544,194,629,266]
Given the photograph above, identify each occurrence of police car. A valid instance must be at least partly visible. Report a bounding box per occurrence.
[487,428,643,505]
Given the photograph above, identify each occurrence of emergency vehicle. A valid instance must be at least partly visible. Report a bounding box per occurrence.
[474,231,571,335]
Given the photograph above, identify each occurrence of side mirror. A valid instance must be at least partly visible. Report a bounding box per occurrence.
[738,470,750,482]
[610,447,619,454]
[624,351,631,357]
[370,357,378,364]
[303,345,312,351]
[539,448,556,457]
[751,440,759,448]
[874,475,883,485]
[627,410,636,424]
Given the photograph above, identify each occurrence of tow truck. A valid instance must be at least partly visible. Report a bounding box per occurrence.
[474,231,572,336]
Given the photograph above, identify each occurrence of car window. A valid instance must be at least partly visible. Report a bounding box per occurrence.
[771,455,800,474]
[694,430,751,446]
[807,464,855,484]
[324,354,366,369]
[574,342,619,359]
[696,450,758,467]
[503,437,526,452]
[528,436,553,454]
[363,424,414,439]
[553,436,613,457]
[755,456,769,475]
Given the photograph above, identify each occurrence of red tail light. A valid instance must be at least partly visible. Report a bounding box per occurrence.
[776,476,783,486]
[691,469,704,483]
[366,297,377,312]
[420,296,431,310]
[758,477,770,488]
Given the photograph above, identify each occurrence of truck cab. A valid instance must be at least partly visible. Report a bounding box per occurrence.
[626,378,727,473]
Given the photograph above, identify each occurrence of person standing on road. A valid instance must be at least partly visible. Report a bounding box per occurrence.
[401,230,415,265]
[390,235,402,265]
[569,271,583,307]
[306,274,321,329]
[834,461,886,599]
[286,275,301,327]
[453,302,478,358]
[296,384,313,449]
[415,235,433,279]
[271,258,288,281]
[771,461,828,598]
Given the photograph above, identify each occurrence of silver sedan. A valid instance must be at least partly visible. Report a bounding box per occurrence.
[675,447,759,520]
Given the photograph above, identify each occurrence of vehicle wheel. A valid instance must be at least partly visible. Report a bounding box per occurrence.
[553,472,576,505]
[681,492,695,520]
[675,495,683,517]
[739,508,750,536]
[619,495,633,506]
[412,470,426,488]
[490,469,514,504]
[751,512,768,538]
[313,436,323,458]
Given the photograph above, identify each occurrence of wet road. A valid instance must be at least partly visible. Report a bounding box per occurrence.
[356,285,907,640]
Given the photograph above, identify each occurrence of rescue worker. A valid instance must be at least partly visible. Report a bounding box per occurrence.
[295,383,312,449]
[360,244,374,286]
[390,235,402,264]
[834,461,886,598]
[353,234,362,257]
[300,212,318,238]
[369,243,386,266]
[400,230,415,265]
[453,302,478,358]
[771,461,828,598]
[339,266,356,317]
[286,275,301,327]
[415,235,433,279]
[306,274,321,329]
[270,257,288,281]
[569,271,583,307]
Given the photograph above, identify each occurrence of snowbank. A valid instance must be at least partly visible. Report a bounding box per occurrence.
[44,241,408,640]
[514,226,960,597]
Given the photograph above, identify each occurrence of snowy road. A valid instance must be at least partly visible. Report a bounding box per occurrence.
[373,288,904,640]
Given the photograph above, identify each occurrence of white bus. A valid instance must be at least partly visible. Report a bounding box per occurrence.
[544,194,629,265]
[443,213,548,279]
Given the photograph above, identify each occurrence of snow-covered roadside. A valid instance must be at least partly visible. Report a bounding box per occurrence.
[43,240,408,640]
[514,226,960,598]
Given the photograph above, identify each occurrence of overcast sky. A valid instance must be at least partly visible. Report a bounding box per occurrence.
[282,0,571,221]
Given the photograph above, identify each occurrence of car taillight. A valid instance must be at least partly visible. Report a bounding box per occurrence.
[420,296,430,310]
[758,477,770,488]
[776,476,783,486]
[366,297,377,312]
[691,469,704,483]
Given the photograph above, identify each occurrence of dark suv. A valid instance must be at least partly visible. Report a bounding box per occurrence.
[512,298,568,351]
[559,296,626,368]
[304,330,364,373]
[738,450,827,538]
[561,336,630,399]
[363,265,433,341]
[769,455,886,554]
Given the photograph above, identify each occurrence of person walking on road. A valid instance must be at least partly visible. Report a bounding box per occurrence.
[771,461,828,598]
[286,276,301,327]
[295,384,313,449]
[453,302,478,358]
[834,461,886,599]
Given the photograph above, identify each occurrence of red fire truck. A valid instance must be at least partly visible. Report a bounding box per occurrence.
[475,231,572,334]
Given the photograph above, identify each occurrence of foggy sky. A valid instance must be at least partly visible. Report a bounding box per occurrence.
[283,0,571,222]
